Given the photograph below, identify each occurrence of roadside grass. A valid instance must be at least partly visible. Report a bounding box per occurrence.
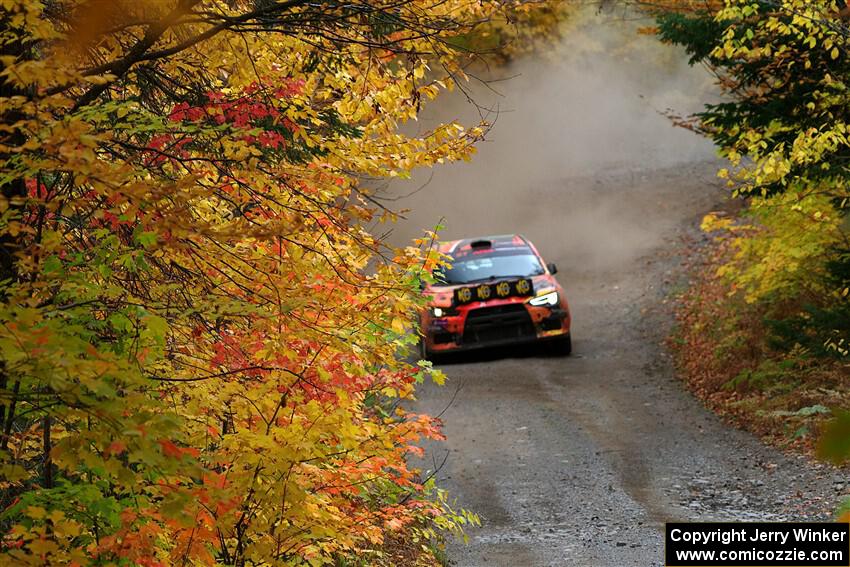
[374,532,447,567]
[670,238,850,455]
[333,529,448,567]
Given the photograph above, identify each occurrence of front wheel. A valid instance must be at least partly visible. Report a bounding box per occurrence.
[419,337,441,363]
[549,333,572,356]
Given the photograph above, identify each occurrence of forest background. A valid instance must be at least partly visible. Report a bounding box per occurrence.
[1,0,849,565]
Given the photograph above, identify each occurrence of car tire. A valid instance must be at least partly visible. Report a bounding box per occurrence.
[419,338,440,363]
[419,337,429,360]
[550,333,572,356]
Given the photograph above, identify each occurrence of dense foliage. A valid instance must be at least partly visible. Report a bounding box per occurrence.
[657,0,850,359]
[0,0,564,563]
[451,0,574,61]
[653,0,850,457]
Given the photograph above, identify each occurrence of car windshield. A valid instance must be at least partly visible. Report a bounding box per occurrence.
[434,252,544,285]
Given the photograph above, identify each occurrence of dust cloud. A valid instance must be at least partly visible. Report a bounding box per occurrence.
[377,10,723,275]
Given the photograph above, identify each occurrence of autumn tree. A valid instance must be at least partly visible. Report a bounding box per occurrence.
[651,0,850,357]
[0,0,559,563]
[637,0,850,463]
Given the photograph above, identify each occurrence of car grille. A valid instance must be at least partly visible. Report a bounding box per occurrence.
[432,331,455,345]
[462,304,535,346]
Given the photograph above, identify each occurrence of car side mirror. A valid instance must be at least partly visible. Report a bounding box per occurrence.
[547,262,558,275]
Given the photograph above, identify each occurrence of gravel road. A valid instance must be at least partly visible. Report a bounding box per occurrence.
[410,164,846,567]
[388,15,847,566]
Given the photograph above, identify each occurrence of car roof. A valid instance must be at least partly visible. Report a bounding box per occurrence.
[439,234,535,257]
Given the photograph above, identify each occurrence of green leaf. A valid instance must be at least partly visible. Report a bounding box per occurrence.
[42,255,63,275]
[134,230,158,249]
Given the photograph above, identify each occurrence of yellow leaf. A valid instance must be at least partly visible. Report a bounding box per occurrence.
[391,318,405,334]
[26,506,46,520]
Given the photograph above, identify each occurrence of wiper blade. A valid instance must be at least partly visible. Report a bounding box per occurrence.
[459,274,534,284]
[458,275,498,284]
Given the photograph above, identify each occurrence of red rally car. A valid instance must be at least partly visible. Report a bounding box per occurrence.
[420,234,571,359]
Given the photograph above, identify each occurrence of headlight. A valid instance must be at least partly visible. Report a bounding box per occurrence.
[528,290,558,307]
[431,306,457,318]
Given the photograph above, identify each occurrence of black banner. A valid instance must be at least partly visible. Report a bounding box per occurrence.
[453,278,534,305]
[666,522,850,566]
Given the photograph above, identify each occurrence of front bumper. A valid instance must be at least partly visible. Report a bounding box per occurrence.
[424,304,570,354]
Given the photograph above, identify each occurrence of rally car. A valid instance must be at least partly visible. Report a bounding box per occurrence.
[420,234,571,359]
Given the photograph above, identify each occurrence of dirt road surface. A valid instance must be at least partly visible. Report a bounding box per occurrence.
[411,163,845,567]
[386,15,847,567]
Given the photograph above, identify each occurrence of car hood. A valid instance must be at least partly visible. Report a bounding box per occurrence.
[424,274,557,307]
